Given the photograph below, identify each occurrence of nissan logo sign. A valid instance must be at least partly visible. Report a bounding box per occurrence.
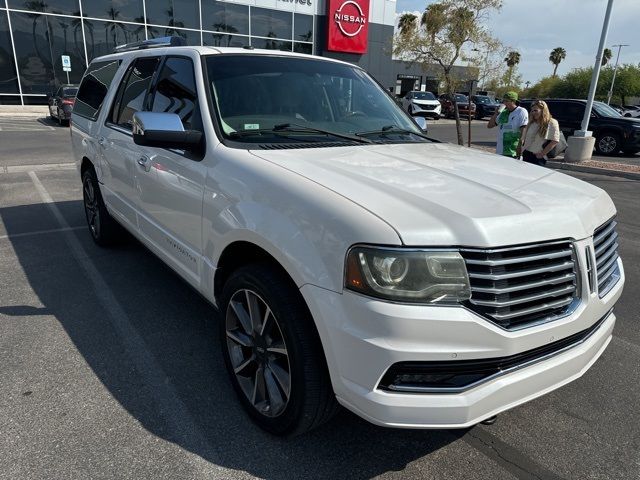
[334,0,367,37]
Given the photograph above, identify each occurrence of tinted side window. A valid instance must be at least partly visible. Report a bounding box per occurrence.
[151,57,202,131]
[547,102,566,118]
[74,59,121,121]
[113,57,160,129]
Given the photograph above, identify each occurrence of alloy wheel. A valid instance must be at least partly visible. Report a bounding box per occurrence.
[83,175,100,238]
[598,136,617,154]
[225,289,291,418]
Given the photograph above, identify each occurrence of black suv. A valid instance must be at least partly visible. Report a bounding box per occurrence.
[520,98,640,155]
[471,95,500,119]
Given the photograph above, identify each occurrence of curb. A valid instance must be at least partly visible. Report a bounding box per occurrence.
[547,161,640,181]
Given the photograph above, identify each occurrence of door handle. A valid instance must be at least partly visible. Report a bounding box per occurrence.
[98,137,106,146]
[137,155,151,172]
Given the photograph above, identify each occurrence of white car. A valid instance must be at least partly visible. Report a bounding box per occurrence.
[71,38,624,436]
[401,90,442,119]
[621,106,640,118]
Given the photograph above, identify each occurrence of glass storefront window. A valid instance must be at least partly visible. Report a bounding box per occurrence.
[0,11,20,93]
[146,27,201,46]
[293,42,312,55]
[8,0,79,16]
[145,0,200,30]
[84,19,146,61]
[294,14,312,42]
[250,7,291,40]
[10,12,86,94]
[251,38,291,52]
[201,1,249,36]
[203,32,248,48]
[0,95,22,104]
[81,0,144,24]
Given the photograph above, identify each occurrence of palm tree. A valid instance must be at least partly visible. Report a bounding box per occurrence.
[397,13,417,36]
[601,48,612,66]
[421,3,447,42]
[504,50,521,86]
[549,47,566,77]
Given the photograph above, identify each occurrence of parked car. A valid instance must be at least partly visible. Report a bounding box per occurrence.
[472,95,500,119]
[439,93,476,118]
[401,90,442,119]
[621,105,640,118]
[72,38,624,436]
[520,98,640,155]
[47,84,78,126]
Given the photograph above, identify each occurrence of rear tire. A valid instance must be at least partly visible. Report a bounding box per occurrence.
[220,264,337,436]
[82,166,121,246]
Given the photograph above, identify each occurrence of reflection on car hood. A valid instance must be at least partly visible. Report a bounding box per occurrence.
[250,142,615,247]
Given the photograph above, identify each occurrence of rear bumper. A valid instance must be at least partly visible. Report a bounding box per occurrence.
[301,258,623,428]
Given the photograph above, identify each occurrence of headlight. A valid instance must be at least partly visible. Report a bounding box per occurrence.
[345,246,471,304]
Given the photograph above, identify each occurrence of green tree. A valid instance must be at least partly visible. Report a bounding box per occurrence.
[601,48,612,66]
[394,0,503,145]
[526,76,562,99]
[504,50,520,86]
[397,13,417,36]
[549,47,566,77]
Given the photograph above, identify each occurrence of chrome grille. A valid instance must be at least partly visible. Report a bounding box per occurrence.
[593,219,621,297]
[461,241,579,330]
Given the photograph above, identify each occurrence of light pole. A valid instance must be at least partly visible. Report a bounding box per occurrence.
[472,48,490,90]
[606,44,629,105]
[565,0,615,162]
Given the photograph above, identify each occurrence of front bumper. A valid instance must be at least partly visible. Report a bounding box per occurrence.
[301,258,623,428]
[411,103,441,117]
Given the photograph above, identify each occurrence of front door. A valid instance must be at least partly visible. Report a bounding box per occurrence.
[99,56,161,228]
[134,56,206,285]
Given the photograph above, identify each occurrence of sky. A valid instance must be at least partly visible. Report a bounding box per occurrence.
[394,0,640,85]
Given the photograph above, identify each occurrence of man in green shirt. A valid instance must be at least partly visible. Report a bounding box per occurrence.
[487,91,529,157]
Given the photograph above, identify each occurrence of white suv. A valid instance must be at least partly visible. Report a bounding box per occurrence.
[71,38,624,436]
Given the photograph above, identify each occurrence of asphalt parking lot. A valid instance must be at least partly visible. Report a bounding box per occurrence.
[1,117,639,479]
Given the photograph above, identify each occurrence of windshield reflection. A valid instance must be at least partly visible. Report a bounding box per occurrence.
[205,55,426,145]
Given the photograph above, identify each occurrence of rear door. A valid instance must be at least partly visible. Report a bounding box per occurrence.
[134,55,207,284]
[99,55,161,228]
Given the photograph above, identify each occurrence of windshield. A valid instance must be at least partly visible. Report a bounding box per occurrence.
[473,96,491,104]
[593,101,621,118]
[205,55,426,145]
[413,91,436,100]
[63,87,78,97]
[454,94,468,103]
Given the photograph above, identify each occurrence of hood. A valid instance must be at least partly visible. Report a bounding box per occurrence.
[250,142,615,247]
[412,99,440,106]
[608,116,640,126]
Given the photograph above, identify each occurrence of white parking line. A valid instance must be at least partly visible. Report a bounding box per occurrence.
[0,226,85,241]
[28,171,226,475]
[1,163,75,174]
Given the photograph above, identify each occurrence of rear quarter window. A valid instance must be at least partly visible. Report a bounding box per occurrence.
[74,59,121,121]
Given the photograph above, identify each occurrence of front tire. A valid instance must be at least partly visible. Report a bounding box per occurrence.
[595,133,621,155]
[82,166,121,246]
[220,264,337,436]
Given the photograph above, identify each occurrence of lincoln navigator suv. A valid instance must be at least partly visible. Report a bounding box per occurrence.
[71,38,624,436]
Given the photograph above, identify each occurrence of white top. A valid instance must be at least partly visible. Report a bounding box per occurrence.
[523,119,560,153]
[496,106,529,155]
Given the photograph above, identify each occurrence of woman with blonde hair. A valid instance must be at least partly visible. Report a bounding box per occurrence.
[518,100,560,166]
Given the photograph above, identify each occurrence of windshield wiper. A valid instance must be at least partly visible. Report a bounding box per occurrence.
[229,123,372,144]
[272,123,373,144]
[355,125,433,141]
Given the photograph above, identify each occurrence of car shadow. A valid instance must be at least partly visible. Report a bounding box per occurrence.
[2,199,464,479]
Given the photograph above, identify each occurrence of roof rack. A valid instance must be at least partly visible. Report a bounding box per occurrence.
[114,36,187,53]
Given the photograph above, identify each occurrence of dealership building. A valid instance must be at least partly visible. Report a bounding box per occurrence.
[0,0,469,105]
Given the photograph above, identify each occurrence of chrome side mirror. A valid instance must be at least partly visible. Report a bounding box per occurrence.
[132,112,202,151]
[414,116,428,132]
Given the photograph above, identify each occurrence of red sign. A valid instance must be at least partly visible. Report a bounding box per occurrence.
[327,0,370,54]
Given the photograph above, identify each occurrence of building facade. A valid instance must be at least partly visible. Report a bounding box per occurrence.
[0,0,466,105]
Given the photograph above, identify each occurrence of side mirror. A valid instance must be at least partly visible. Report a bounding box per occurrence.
[414,116,428,132]
[132,112,202,151]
